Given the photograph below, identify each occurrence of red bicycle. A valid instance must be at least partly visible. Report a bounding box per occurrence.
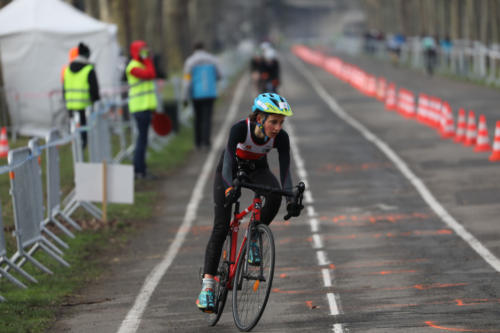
[207,170,305,331]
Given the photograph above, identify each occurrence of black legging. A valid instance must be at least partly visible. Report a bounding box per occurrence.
[193,98,215,148]
[203,157,282,276]
[68,109,87,149]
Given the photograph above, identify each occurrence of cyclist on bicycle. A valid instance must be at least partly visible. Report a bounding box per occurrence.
[258,48,280,93]
[196,92,303,313]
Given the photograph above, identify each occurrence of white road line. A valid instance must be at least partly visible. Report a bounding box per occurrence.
[290,54,500,273]
[333,323,344,333]
[116,76,249,333]
[327,293,340,315]
[317,250,330,266]
[287,122,344,332]
[310,217,319,233]
[322,268,332,287]
[312,234,323,249]
[306,205,317,217]
[304,190,314,204]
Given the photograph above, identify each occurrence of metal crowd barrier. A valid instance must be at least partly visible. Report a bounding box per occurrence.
[39,131,82,236]
[88,103,113,163]
[8,147,69,279]
[29,138,72,250]
[0,202,34,291]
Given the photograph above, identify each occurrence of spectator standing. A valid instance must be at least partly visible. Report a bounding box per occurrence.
[183,41,222,150]
[440,35,453,68]
[422,33,438,76]
[63,42,100,149]
[126,40,158,179]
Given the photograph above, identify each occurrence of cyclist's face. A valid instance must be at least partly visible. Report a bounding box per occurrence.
[261,114,285,138]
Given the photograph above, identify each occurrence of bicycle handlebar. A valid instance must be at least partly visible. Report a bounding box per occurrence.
[232,177,306,221]
[235,179,296,197]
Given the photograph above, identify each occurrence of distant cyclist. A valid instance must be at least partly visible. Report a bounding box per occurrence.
[250,49,263,94]
[258,48,280,93]
[196,93,303,312]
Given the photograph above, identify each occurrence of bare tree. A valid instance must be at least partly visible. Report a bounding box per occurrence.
[163,0,190,73]
[450,0,460,40]
[98,0,111,22]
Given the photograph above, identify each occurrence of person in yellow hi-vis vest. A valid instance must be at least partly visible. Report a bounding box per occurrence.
[63,42,100,149]
[126,40,158,179]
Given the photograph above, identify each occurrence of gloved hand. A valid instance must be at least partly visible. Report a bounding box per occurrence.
[286,201,303,218]
[224,186,240,206]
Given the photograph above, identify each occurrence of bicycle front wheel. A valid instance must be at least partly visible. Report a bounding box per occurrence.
[232,223,275,331]
[207,235,231,326]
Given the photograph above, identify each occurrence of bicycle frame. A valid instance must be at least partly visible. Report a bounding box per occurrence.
[226,195,262,290]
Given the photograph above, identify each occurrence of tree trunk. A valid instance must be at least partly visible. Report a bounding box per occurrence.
[164,0,190,73]
[98,0,111,22]
[464,0,475,40]
[84,0,99,18]
[480,0,489,44]
[491,0,499,44]
[108,0,132,52]
[450,0,460,39]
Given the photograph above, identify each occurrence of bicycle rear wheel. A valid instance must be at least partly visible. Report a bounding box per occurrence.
[207,235,231,326]
[232,223,275,331]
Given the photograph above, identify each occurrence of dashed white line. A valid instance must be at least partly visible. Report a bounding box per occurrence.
[327,293,341,315]
[304,190,314,204]
[309,217,319,233]
[322,268,332,287]
[312,234,323,249]
[333,323,344,333]
[317,250,330,266]
[306,205,317,217]
[287,122,344,331]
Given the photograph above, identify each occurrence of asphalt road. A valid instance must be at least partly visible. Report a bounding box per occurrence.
[51,51,500,333]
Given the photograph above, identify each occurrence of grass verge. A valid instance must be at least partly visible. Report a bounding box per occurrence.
[0,126,193,333]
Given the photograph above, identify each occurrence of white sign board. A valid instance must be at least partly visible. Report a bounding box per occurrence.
[75,163,134,204]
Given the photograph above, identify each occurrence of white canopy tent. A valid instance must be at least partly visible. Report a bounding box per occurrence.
[0,0,121,137]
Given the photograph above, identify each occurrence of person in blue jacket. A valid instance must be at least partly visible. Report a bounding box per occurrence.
[182,42,223,150]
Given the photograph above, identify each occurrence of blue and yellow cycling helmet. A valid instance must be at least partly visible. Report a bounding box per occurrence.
[252,93,293,117]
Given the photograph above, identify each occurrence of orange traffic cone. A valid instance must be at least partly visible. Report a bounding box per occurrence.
[376,77,386,102]
[474,115,492,152]
[385,83,397,111]
[417,94,429,124]
[489,121,500,161]
[454,108,466,143]
[0,127,9,158]
[463,110,477,146]
[440,102,455,138]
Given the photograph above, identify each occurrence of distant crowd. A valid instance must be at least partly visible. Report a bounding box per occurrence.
[363,30,453,76]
